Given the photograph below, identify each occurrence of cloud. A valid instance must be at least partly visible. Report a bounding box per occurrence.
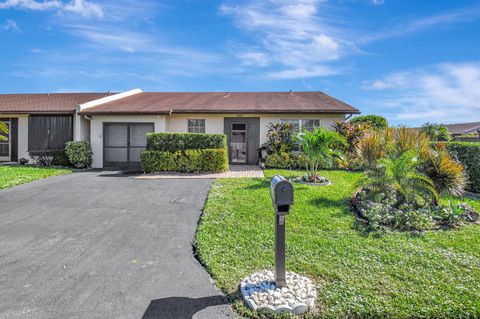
[0,0,103,18]
[369,0,384,5]
[220,0,352,79]
[363,63,480,123]
[1,19,21,32]
[360,4,480,43]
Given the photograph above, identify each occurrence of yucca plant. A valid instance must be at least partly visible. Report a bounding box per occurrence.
[392,127,432,160]
[297,128,347,179]
[423,149,467,196]
[360,150,439,206]
[355,128,393,169]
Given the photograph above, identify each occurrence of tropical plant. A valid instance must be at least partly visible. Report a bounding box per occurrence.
[349,115,388,130]
[297,128,347,179]
[420,122,452,142]
[355,128,393,169]
[0,121,8,141]
[263,122,295,155]
[423,149,467,196]
[360,150,439,206]
[333,120,370,154]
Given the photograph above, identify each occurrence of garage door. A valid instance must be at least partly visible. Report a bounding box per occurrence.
[103,123,154,168]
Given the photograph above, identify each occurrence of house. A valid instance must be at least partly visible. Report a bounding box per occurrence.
[0,89,360,168]
[444,122,480,138]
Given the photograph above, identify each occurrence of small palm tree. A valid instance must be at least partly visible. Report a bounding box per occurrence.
[0,122,8,141]
[361,150,439,205]
[297,128,347,180]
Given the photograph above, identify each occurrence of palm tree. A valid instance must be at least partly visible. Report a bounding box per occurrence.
[0,121,8,141]
[361,150,439,205]
[297,128,347,180]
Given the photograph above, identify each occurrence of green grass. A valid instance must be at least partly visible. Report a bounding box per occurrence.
[195,170,480,319]
[0,165,71,189]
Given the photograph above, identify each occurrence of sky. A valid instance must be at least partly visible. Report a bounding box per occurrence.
[0,0,480,126]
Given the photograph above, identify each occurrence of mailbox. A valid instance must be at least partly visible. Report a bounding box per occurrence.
[270,175,294,288]
[270,175,294,215]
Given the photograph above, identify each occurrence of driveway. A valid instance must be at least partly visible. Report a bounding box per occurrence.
[0,171,234,319]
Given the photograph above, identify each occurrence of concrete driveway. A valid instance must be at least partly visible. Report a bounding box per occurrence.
[0,171,234,319]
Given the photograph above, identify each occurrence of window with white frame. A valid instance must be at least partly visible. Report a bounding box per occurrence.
[280,119,321,132]
[188,119,206,133]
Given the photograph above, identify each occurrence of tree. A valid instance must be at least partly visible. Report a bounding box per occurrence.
[349,115,388,131]
[0,122,8,141]
[297,128,347,179]
[419,122,451,141]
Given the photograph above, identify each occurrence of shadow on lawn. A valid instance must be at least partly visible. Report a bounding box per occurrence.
[142,295,229,319]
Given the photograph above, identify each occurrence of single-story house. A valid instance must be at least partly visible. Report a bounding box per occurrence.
[0,89,360,168]
[444,122,480,137]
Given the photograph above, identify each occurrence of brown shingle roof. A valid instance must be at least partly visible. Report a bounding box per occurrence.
[79,92,360,115]
[445,122,480,135]
[0,93,113,114]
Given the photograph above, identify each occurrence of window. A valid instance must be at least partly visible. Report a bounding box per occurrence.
[280,119,321,132]
[188,119,205,133]
[302,119,321,132]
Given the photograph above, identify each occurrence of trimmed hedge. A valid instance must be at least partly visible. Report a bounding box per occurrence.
[146,132,226,151]
[65,141,93,169]
[446,142,480,193]
[141,149,228,173]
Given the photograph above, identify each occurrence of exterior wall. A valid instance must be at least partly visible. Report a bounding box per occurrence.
[0,114,29,161]
[74,113,91,142]
[90,115,166,168]
[167,113,345,145]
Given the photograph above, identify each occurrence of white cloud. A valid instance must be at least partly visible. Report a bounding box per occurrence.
[363,63,480,123]
[369,0,384,5]
[220,0,351,79]
[0,0,103,18]
[1,19,21,32]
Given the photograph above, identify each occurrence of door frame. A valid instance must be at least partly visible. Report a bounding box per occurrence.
[223,117,260,165]
[103,122,154,168]
[0,119,11,162]
[230,122,248,164]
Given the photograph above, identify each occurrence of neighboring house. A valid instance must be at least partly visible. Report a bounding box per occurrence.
[0,89,360,168]
[444,122,480,138]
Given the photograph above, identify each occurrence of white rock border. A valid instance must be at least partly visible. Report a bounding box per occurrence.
[240,270,317,315]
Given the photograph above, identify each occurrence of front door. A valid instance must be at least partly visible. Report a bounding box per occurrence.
[103,123,154,168]
[0,120,10,162]
[224,117,260,165]
[231,123,247,163]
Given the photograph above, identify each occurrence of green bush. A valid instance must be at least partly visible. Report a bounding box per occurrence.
[446,142,480,193]
[146,132,226,151]
[29,150,71,167]
[264,152,305,169]
[141,149,228,173]
[65,141,93,168]
[349,115,388,130]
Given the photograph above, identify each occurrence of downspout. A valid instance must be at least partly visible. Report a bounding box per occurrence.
[344,113,353,122]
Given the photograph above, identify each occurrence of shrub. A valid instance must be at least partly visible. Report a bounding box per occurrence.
[445,142,480,193]
[141,149,228,173]
[146,132,226,151]
[262,122,296,154]
[423,149,467,196]
[264,152,306,169]
[29,150,70,167]
[419,122,452,141]
[65,141,93,168]
[51,150,71,167]
[356,128,392,169]
[349,115,388,130]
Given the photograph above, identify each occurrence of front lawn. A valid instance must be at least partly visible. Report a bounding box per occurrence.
[195,170,480,318]
[0,165,71,189]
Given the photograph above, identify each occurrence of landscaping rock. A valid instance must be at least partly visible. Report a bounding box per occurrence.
[240,270,317,315]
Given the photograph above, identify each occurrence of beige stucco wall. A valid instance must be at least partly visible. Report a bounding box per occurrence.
[74,114,91,142]
[167,113,346,145]
[89,115,166,168]
[0,114,30,161]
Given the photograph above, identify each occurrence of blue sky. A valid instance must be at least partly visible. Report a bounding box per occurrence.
[1,0,479,125]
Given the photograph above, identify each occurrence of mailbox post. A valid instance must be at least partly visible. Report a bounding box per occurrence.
[270,175,294,288]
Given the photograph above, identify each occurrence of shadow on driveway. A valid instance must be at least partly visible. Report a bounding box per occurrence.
[142,295,228,319]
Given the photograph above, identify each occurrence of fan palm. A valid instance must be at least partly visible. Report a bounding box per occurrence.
[361,150,439,205]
